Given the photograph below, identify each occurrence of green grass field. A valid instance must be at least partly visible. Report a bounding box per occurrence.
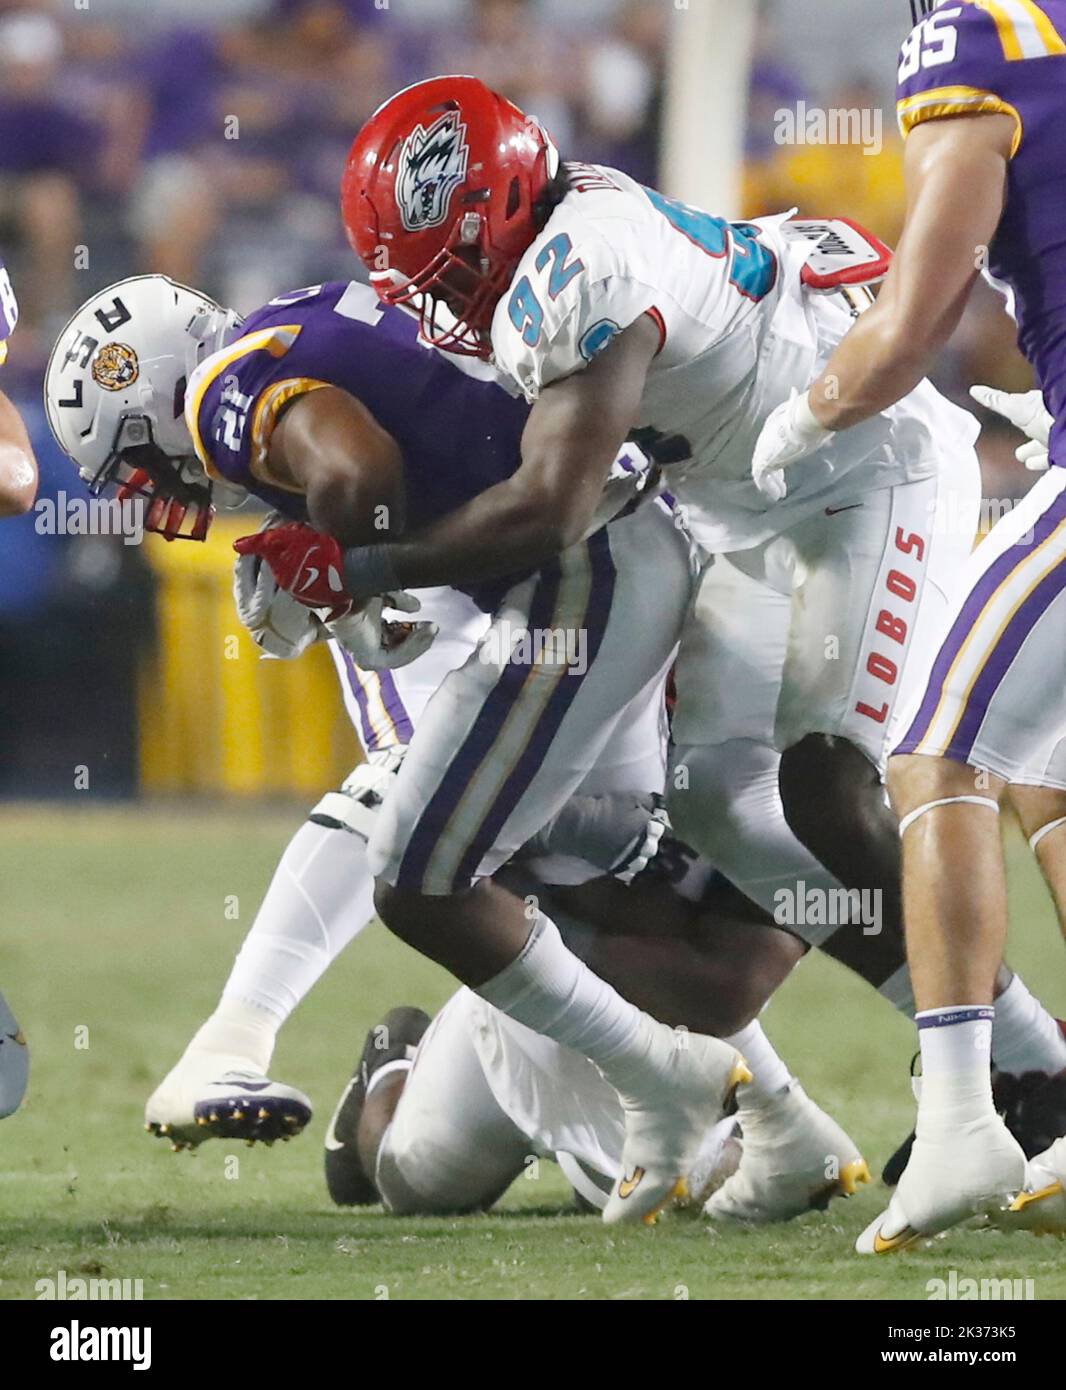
[2,802,1065,1301]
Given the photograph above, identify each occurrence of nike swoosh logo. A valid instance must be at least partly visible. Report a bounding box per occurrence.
[324,1077,357,1151]
[872,1223,919,1253]
[299,567,320,593]
[618,1166,646,1200]
[825,503,863,516]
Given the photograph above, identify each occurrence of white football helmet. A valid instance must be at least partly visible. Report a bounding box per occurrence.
[45,275,242,540]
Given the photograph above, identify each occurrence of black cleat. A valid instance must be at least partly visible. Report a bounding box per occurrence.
[994,1065,1066,1158]
[882,1130,914,1187]
[883,1055,1066,1186]
[324,1006,430,1206]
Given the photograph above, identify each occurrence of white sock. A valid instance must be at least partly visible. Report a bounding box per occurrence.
[723,1021,792,1105]
[916,1005,996,1123]
[991,972,1066,1076]
[477,914,671,1094]
[183,998,277,1075]
[186,821,376,1071]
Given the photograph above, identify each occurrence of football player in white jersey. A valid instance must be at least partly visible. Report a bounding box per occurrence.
[318,77,991,1220]
[0,254,34,1121]
[322,995,744,1220]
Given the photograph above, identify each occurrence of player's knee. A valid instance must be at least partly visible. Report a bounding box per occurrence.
[886,750,1001,819]
[780,733,887,848]
[373,880,424,947]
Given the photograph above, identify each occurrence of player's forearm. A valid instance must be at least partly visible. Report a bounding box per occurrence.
[0,391,38,517]
[808,305,943,431]
[306,469,402,550]
[809,117,1009,434]
[355,474,587,592]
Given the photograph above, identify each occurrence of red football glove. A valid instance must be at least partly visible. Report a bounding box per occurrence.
[233,522,354,618]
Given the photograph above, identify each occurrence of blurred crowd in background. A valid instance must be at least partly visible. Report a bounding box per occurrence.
[0,0,1038,797]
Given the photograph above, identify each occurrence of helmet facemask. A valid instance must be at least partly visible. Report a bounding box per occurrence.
[372,209,519,358]
[84,412,214,542]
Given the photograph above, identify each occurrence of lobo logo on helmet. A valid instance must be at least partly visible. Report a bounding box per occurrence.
[395,110,470,233]
[91,342,139,392]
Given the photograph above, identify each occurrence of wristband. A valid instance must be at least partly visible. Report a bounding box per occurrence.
[342,543,401,602]
[793,389,828,443]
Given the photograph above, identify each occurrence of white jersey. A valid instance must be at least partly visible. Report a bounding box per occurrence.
[490,163,975,554]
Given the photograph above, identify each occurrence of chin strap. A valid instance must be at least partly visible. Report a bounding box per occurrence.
[897,795,1000,837]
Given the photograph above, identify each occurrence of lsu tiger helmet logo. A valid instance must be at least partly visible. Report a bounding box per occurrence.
[394,110,470,233]
[91,341,139,392]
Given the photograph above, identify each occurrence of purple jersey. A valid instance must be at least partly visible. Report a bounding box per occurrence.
[0,256,17,365]
[186,280,531,603]
[897,0,1066,464]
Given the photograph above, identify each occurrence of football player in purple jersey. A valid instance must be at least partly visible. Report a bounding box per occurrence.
[0,253,34,1120]
[0,255,36,518]
[752,0,1066,1249]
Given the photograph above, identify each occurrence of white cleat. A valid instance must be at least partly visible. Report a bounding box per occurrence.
[145,1057,312,1151]
[856,1109,1026,1254]
[602,1030,751,1227]
[0,989,29,1120]
[988,1136,1066,1236]
[705,1082,871,1224]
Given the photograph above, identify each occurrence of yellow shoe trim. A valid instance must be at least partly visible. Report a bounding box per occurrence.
[1009,1180,1063,1213]
[872,1223,920,1254]
[641,1177,689,1227]
[730,1059,753,1088]
[840,1159,872,1196]
[618,1166,646,1200]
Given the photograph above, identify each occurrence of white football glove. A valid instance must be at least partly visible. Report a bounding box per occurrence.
[609,795,671,885]
[970,385,1054,471]
[752,388,834,501]
[328,591,438,671]
[233,520,328,659]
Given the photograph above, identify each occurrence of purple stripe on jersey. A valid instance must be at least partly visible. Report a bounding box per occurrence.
[376,670,414,745]
[340,648,389,754]
[394,530,616,893]
[451,528,617,890]
[896,484,1066,753]
[947,543,1066,762]
[395,559,564,890]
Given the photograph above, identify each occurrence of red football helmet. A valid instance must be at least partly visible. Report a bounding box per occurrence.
[341,75,558,358]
